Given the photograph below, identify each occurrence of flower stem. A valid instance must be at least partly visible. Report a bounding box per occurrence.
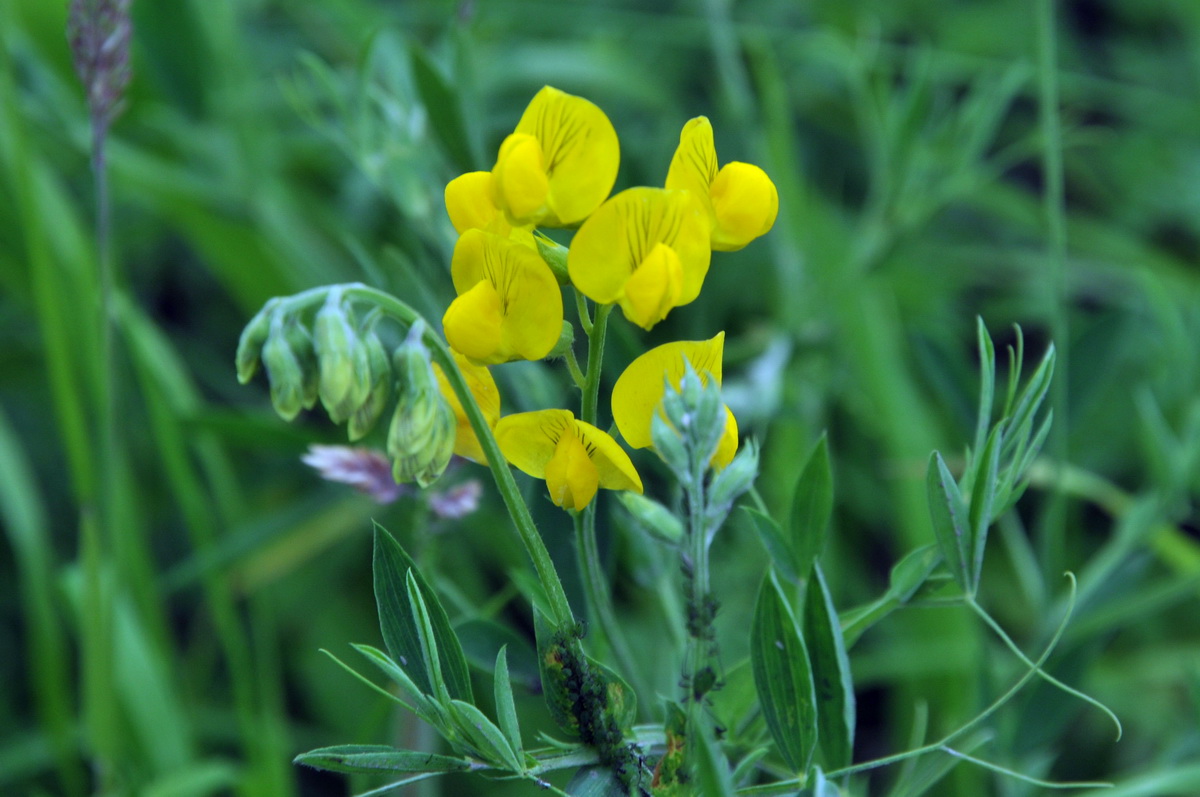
[320,284,577,629]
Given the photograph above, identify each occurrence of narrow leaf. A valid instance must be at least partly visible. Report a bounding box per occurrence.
[449,699,522,772]
[408,43,475,172]
[532,607,581,738]
[743,507,800,583]
[803,564,856,771]
[973,317,996,459]
[693,725,736,797]
[494,647,524,762]
[408,572,449,704]
[565,766,627,797]
[373,523,473,701]
[885,545,942,604]
[294,744,471,775]
[967,423,1004,592]
[791,434,834,578]
[926,453,970,591]
[750,571,818,774]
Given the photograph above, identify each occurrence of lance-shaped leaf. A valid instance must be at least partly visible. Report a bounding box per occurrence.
[751,571,818,775]
[926,453,970,592]
[693,724,736,797]
[449,699,523,772]
[791,434,833,578]
[967,422,1004,592]
[803,564,855,771]
[533,607,581,738]
[294,745,472,776]
[373,523,473,701]
[743,507,800,584]
[493,647,524,762]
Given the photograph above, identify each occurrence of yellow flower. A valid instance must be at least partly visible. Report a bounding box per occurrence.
[666,117,778,252]
[433,350,501,464]
[491,86,620,228]
[611,332,739,469]
[495,409,643,511]
[442,229,563,364]
[444,172,538,252]
[567,187,711,330]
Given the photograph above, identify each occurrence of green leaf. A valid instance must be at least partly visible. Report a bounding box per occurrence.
[449,699,522,772]
[408,42,475,172]
[693,724,736,797]
[743,507,800,584]
[925,453,970,592]
[408,572,450,704]
[803,564,855,771]
[972,318,996,459]
[587,655,638,735]
[790,434,833,578]
[351,643,434,716]
[967,422,1004,592]
[885,545,942,604]
[294,744,471,775]
[494,647,524,763]
[565,765,627,797]
[372,523,473,702]
[750,571,818,775]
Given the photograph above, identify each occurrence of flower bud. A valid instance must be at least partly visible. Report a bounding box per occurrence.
[314,291,370,423]
[547,320,575,360]
[651,411,691,482]
[387,324,456,487]
[534,234,571,285]
[348,331,392,441]
[617,491,684,545]
[261,318,307,421]
[706,439,758,526]
[235,299,278,384]
[283,321,319,410]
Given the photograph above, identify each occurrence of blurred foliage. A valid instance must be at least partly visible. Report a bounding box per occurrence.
[2,0,1200,795]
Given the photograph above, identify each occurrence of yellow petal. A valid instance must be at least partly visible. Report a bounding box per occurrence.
[495,409,573,477]
[709,162,779,251]
[512,86,619,226]
[434,351,500,463]
[568,187,710,310]
[665,116,718,203]
[443,279,504,363]
[448,229,564,364]
[495,411,641,510]
[545,433,599,511]
[611,332,725,450]
[493,133,550,223]
[711,405,739,470]
[445,171,503,235]
[618,242,683,330]
[573,420,643,494]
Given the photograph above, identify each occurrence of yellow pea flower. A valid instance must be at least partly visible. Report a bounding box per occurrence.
[567,187,711,330]
[666,116,778,252]
[495,409,643,512]
[442,229,563,364]
[444,171,538,252]
[433,350,501,464]
[611,332,740,469]
[491,86,620,228]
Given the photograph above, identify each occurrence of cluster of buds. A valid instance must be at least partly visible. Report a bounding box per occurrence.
[237,291,457,488]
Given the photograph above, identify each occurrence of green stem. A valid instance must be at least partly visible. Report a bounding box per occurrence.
[682,474,711,730]
[317,284,577,628]
[1035,0,1070,580]
[572,301,642,680]
[574,288,594,337]
[565,346,586,389]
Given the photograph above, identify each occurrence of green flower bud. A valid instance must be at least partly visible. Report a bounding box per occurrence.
[235,299,278,384]
[706,439,759,525]
[283,321,319,410]
[387,323,455,487]
[617,491,684,545]
[658,362,726,469]
[547,320,575,360]
[348,331,392,442]
[261,318,306,421]
[314,291,370,423]
[534,233,570,285]
[651,411,691,482]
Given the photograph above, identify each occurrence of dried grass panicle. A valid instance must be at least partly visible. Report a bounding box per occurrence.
[67,0,132,125]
